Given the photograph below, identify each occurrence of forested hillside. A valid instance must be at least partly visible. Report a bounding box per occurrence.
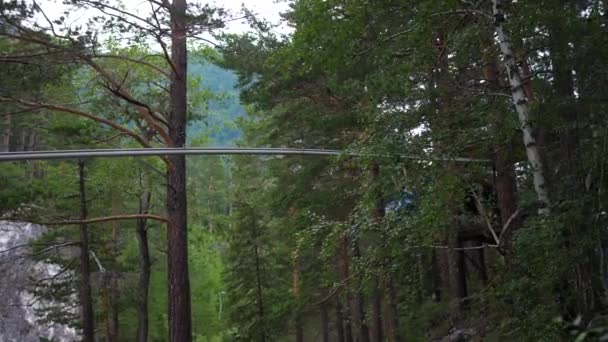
[1,0,608,341]
[188,62,245,145]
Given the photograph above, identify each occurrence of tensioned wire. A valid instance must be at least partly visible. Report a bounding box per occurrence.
[0,147,490,163]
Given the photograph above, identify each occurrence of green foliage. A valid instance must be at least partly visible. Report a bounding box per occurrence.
[3,0,608,340]
[0,162,44,214]
[190,225,225,340]
[187,60,246,146]
[217,0,608,340]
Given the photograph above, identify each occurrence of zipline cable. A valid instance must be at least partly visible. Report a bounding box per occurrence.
[0,147,491,163]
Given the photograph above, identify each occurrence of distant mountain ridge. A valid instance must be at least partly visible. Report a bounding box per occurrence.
[187,63,246,146]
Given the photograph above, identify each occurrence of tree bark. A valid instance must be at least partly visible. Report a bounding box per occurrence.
[0,113,10,152]
[253,221,267,342]
[370,164,384,342]
[352,241,370,342]
[494,145,518,250]
[105,197,120,342]
[295,316,304,342]
[431,249,442,302]
[136,187,152,342]
[473,237,489,286]
[340,234,354,342]
[430,30,467,306]
[336,297,345,342]
[103,272,119,342]
[482,55,520,254]
[549,16,596,318]
[492,0,551,213]
[371,277,383,342]
[167,0,192,340]
[321,304,330,342]
[448,227,467,311]
[293,259,304,342]
[78,160,95,342]
[385,276,400,342]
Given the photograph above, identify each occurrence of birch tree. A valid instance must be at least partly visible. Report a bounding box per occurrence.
[491,0,551,213]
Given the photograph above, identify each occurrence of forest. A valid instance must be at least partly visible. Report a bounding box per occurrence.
[0,0,607,341]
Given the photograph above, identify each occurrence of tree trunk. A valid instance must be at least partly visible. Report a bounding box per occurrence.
[321,304,330,342]
[448,228,467,311]
[295,316,304,342]
[336,298,345,342]
[103,273,119,342]
[385,277,400,342]
[549,17,597,318]
[136,187,152,342]
[473,237,489,286]
[167,0,192,340]
[0,113,10,152]
[253,223,267,342]
[371,277,383,342]
[431,249,442,302]
[78,160,95,342]
[370,164,384,342]
[293,259,304,342]
[430,31,455,304]
[105,198,120,342]
[482,54,520,255]
[494,145,518,250]
[340,234,354,342]
[492,0,551,213]
[352,241,370,342]
[550,28,578,185]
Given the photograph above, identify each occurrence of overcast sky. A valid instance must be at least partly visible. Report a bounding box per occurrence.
[204,0,291,33]
[37,0,291,36]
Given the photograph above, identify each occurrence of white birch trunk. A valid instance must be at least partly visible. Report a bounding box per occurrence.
[492,0,551,213]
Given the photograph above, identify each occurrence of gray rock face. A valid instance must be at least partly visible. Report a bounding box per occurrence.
[0,221,79,342]
[443,328,477,342]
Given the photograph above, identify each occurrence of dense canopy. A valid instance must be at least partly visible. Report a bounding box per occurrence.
[1,0,608,341]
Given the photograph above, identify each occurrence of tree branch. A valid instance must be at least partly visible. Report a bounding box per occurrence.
[149,1,178,74]
[92,54,170,78]
[2,97,153,148]
[33,257,78,287]
[0,242,78,265]
[469,184,501,245]
[0,21,174,146]
[81,56,174,144]
[431,9,492,20]
[353,29,413,57]
[42,214,169,226]
[0,242,75,255]
[311,274,355,306]
[498,208,521,240]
